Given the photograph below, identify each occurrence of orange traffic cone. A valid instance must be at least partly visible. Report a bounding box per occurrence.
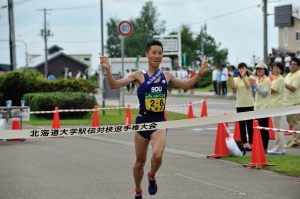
[207,123,229,158]
[233,121,241,141]
[164,110,167,121]
[187,101,194,119]
[8,119,25,142]
[243,120,273,167]
[124,105,132,125]
[91,105,100,127]
[200,96,208,117]
[50,106,63,138]
[52,106,60,128]
[268,117,275,140]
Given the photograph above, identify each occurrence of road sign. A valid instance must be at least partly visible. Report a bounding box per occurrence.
[117,20,133,37]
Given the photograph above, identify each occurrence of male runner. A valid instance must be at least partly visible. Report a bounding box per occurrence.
[100,40,208,199]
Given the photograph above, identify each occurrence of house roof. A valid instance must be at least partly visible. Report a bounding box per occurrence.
[33,51,89,69]
[48,45,63,55]
[0,64,12,71]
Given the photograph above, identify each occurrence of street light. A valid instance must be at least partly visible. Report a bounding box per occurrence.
[0,39,28,67]
[16,40,28,67]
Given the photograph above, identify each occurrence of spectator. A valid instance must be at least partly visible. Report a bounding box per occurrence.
[76,71,82,79]
[212,65,218,95]
[47,73,56,80]
[229,62,254,151]
[177,67,188,93]
[221,64,228,96]
[229,65,238,77]
[250,62,271,150]
[188,68,196,94]
[268,62,286,155]
[284,57,300,148]
[217,66,222,95]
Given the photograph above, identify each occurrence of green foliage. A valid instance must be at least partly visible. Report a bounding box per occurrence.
[195,70,212,88]
[105,2,228,68]
[23,92,97,119]
[180,25,197,67]
[0,69,97,106]
[106,1,166,57]
[195,25,228,66]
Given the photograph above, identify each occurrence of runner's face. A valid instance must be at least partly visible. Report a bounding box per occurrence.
[146,45,163,68]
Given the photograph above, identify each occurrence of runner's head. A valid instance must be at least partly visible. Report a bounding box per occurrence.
[145,40,163,69]
[146,40,163,53]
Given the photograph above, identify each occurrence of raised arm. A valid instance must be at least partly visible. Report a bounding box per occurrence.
[167,56,208,90]
[100,55,136,89]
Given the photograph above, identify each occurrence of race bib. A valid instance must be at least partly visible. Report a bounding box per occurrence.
[144,92,166,112]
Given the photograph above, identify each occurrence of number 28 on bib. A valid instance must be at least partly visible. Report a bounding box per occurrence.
[144,92,166,112]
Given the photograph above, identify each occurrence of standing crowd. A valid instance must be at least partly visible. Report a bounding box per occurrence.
[228,57,300,154]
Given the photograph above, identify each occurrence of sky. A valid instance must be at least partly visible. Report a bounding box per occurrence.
[0,0,299,72]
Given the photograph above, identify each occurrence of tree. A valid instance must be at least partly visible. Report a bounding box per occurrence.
[179,25,197,67]
[105,1,166,57]
[106,18,121,57]
[195,24,228,66]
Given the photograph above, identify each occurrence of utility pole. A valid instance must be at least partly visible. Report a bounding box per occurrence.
[99,0,106,115]
[262,0,268,64]
[38,8,52,78]
[8,0,17,70]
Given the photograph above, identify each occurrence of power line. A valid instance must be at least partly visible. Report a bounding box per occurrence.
[167,3,260,32]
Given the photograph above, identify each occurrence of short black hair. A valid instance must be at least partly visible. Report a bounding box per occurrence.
[146,39,163,52]
[290,57,300,66]
[238,62,247,69]
[272,62,284,75]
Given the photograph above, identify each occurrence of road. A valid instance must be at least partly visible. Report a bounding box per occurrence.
[0,95,299,199]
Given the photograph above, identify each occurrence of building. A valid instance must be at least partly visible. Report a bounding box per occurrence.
[0,64,12,73]
[29,45,91,78]
[273,4,300,64]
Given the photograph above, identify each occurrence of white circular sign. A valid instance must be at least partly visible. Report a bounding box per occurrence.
[118,20,133,37]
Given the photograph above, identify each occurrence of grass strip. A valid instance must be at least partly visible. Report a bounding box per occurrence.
[222,155,300,177]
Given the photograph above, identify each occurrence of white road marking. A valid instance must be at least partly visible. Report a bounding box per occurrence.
[175,173,248,196]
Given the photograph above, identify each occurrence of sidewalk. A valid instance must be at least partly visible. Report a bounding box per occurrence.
[166,89,236,100]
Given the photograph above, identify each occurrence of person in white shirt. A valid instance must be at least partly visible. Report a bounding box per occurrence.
[177,67,188,93]
[212,65,218,95]
[221,64,228,96]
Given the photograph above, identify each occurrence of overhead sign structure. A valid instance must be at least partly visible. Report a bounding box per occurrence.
[117,20,133,37]
[153,32,182,67]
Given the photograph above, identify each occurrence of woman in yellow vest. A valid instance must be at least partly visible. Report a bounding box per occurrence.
[267,62,285,155]
[250,62,271,150]
[229,62,254,150]
[285,57,300,148]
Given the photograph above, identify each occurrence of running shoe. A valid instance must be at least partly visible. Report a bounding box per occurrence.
[148,172,157,195]
[135,193,142,199]
[267,148,285,155]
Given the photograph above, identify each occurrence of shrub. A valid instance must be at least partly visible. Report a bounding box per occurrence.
[0,69,97,105]
[23,92,97,118]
